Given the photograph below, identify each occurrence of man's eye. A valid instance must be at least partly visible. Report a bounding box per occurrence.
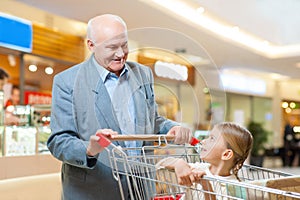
[107,46,117,50]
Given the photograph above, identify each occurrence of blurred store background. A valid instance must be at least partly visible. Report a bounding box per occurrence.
[0,1,300,196]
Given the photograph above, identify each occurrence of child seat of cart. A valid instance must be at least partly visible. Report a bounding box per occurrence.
[244,175,300,199]
[155,167,300,200]
[155,167,244,200]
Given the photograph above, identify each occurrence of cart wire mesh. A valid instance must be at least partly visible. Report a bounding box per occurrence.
[105,135,300,200]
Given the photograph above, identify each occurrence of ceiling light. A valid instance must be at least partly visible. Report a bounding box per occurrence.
[220,72,266,95]
[196,7,205,14]
[203,87,209,94]
[281,102,288,108]
[45,66,53,75]
[154,61,188,81]
[269,73,289,80]
[293,126,300,133]
[29,64,37,72]
[290,102,296,109]
[263,40,270,46]
[232,26,240,32]
[148,0,300,59]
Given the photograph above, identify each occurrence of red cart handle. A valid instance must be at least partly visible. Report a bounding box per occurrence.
[96,133,112,148]
[96,134,200,147]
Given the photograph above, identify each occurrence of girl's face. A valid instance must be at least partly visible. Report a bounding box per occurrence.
[200,127,228,164]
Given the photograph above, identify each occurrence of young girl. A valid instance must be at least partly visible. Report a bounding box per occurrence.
[156,122,253,199]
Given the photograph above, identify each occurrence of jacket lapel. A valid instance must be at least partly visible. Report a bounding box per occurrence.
[85,56,123,146]
[126,63,149,135]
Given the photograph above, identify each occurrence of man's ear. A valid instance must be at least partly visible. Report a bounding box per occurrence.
[221,149,234,160]
[87,39,94,51]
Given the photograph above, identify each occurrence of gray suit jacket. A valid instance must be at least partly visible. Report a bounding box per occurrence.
[47,55,178,200]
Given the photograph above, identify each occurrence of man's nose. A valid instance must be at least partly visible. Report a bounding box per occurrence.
[115,47,124,57]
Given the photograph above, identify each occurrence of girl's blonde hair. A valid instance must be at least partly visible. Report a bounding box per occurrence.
[214,122,253,181]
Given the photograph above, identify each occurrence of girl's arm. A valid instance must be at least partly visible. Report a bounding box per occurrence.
[192,168,216,200]
[156,157,195,186]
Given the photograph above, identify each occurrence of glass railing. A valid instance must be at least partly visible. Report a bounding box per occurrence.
[0,125,51,157]
[0,103,52,157]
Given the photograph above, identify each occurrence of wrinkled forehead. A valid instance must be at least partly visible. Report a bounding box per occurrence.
[91,20,127,42]
[101,32,128,46]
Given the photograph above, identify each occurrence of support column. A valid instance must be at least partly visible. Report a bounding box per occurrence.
[272,80,282,147]
[19,53,24,104]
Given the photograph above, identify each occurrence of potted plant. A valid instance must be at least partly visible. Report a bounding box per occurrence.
[247,121,269,167]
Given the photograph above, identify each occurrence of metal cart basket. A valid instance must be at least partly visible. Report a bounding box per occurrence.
[104,135,300,200]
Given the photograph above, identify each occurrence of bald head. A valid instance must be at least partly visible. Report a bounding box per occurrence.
[87,14,127,43]
[86,14,129,75]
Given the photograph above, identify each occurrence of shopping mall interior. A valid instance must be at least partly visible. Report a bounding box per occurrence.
[0,0,300,199]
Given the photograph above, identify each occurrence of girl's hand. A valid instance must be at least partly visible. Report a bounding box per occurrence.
[191,169,216,200]
[191,168,206,181]
[173,159,195,186]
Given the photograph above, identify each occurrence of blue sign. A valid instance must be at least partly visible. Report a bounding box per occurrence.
[0,12,32,53]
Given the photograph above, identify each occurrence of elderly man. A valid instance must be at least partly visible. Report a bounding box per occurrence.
[47,14,192,200]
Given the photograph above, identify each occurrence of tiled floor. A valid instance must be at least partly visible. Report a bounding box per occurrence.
[263,156,300,175]
[272,166,300,174]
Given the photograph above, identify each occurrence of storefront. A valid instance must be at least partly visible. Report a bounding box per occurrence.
[0,12,84,179]
[225,93,273,132]
[1,3,300,180]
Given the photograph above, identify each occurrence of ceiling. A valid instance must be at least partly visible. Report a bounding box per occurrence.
[13,0,300,80]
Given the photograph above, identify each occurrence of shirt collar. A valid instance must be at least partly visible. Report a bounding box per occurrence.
[92,56,128,82]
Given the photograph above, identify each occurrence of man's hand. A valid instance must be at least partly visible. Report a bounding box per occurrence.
[86,129,118,156]
[167,126,192,144]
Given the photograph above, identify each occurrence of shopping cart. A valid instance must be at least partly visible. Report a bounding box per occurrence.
[101,134,300,200]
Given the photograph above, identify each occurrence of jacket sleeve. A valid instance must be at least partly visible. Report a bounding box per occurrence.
[47,74,97,169]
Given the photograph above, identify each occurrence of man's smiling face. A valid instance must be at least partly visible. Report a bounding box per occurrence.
[94,33,128,76]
